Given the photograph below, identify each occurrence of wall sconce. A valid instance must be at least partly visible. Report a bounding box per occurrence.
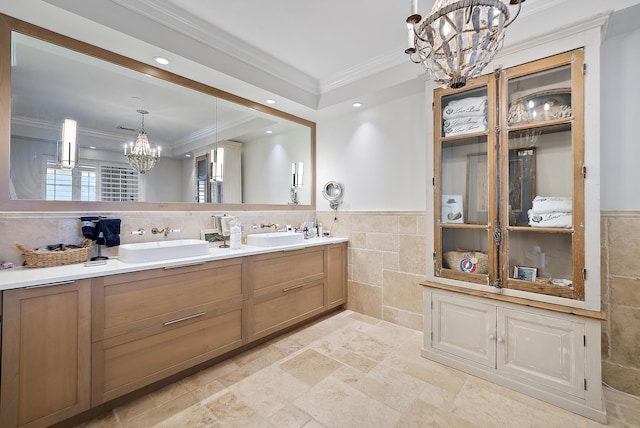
[290,161,304,205]
[58,118,78,169]
[211,146,224,182]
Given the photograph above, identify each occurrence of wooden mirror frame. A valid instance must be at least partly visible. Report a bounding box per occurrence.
[0,13,316,212]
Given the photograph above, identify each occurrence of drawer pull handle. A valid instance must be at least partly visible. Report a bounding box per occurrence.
[26,280,76,289]
[163,312,206,326]
[164,262,206,270]
[282,284,305,292]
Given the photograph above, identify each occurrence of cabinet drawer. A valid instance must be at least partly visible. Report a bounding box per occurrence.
[92,301,245,404]
[248,247,325,297]
[249,279,325,341]
[93,258,243,340]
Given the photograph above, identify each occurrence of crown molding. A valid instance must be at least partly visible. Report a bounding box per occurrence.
[110,0,319,95]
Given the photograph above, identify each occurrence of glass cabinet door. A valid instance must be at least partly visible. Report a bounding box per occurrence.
[500,50,584,299]
[434,75,497,285]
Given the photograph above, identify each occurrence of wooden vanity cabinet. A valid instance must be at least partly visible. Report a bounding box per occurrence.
[247,247,327,341]
[0,280,91,428]
[91,258,246,404]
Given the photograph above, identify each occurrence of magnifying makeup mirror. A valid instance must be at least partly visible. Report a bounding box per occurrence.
[322,181,343,210]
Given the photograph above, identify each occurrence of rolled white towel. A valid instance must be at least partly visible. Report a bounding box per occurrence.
[442,96,487,120]
[444,116,488,136]
[528,210,572,228]
[532,196,572,214]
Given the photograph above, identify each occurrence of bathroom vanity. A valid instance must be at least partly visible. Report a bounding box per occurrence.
[0,238,347,428]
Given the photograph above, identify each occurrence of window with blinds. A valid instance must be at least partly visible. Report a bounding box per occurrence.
[46,162,97,201]
[45,161,139,202]
[100,165,140,202]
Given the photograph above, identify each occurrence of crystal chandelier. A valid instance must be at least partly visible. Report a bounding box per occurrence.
[406,0,522,89]
[124,110,161,174]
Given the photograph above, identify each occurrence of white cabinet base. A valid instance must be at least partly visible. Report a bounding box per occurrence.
[423,287,606,424]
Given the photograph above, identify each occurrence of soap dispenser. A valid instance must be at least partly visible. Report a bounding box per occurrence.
[230,220,241,250]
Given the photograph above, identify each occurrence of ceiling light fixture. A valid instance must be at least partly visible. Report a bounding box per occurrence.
[153,56,169,65]
[265,130,273,134]
[405,0,523,89]
[123,110,161,174]
[352,102,363,108]
[265,99,276,104]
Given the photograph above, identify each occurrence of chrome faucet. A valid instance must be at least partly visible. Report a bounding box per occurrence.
[152,227,180,237]
[260,223,278,230]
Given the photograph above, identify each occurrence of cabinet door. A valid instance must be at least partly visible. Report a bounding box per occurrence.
[327,242,347,309]
[500,49,585,300]
[1,280,91,428]
[497,307,585,398]
[434,74,498,286]
[431,292,496,367]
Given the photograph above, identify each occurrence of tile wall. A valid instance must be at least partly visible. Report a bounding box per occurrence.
[601,212,640,396]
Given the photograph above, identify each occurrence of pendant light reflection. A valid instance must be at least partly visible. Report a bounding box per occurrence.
[59,118,78,169]
[123,109,161,174]
[290,161,304,205]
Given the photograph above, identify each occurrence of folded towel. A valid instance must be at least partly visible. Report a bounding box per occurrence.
[96,218,121,247]
[532,196,572,214]
[444,116,488,137]
[528,210,572,228]
[80,216,100,240]
[442,96,487,120]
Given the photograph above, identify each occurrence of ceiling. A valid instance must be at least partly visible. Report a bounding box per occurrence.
[4,0,640,113]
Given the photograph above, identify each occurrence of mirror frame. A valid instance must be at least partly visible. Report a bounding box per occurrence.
[0,13,316,212]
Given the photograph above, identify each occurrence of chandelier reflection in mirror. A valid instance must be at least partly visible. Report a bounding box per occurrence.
[124,110,161,174]
[405,0,522,89]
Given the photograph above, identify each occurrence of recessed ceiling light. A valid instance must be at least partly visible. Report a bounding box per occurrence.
[266,99,276,104]
[265,130,273,134]
[153,56,170,65]
[185,153,192,158]
[89,146,96,149]
[352,102,363,108]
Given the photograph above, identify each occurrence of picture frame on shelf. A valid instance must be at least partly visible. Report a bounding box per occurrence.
[200,229,218,243]
[513,265,537,282]
[508,147,536,226]
[441,194,464,224]
[466,152,489,224]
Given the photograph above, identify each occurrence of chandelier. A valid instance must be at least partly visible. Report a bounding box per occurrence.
[124,110,161,174]
[406,0,522,89]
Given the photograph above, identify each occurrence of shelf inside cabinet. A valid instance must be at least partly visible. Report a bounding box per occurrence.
[441,131,488,143]
[507,226,573,234]
[507,120,572,134]
[440,223,488,230]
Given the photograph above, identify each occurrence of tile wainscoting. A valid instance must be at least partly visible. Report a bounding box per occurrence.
[0,210,316,265]
[601,211,640,397]
[316,211,428,332]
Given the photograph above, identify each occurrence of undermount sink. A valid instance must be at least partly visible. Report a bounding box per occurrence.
[118,239,210,263]
[246,231,305,247]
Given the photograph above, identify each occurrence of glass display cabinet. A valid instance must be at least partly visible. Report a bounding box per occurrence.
[433,49,585,301]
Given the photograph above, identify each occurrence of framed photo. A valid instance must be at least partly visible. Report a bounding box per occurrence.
[200,229,218,243]
[466,148,536,225]
[441,194,464,223]
[513,265,537,282]
[466,152,489,224]
[508,147,536,226]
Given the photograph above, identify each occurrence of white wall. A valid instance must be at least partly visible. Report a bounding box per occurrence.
[600,28,640,210]
[316,92,427,212]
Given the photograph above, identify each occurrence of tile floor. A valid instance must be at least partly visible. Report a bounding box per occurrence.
[78,310,640,428]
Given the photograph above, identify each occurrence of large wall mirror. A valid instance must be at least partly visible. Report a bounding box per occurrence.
[0,14,315,212]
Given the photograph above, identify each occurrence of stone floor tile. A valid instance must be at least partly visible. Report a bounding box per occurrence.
[294,377,401,428]
[181,359,239,391]
[267,403,312,428]
[203,391,267,427]
[120,392,198,428]
[151,403,218,428]
[280,349,343,386]
[228,365,310,418]
[216,356,272,387]
[353,364,427,412]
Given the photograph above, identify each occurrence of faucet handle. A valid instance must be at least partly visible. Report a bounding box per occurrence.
[131,228,146,235]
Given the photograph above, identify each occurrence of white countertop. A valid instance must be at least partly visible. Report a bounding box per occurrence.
[0,237,348,291]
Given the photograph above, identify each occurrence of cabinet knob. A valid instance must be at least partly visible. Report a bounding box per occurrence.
[489,334,496,341]
[497,337,504,343]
